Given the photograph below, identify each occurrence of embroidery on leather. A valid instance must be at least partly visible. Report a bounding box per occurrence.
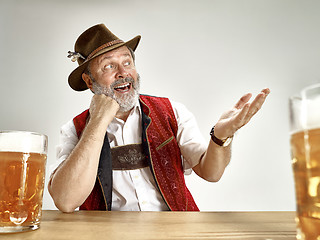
[111,144,148,170]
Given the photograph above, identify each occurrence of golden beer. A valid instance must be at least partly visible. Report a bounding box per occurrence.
[290,128,320,239]
[0,131,47,233]
[0,152,46,230]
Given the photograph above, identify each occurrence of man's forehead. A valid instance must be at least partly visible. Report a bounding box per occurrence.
[97,46,131,60]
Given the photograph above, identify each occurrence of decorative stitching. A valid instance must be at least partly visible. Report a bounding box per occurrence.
[156,136,174,151]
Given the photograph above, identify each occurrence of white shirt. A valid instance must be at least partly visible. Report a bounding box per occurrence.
[54,99,207,211]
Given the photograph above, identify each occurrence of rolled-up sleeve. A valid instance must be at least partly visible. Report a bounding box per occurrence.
[170,100,207,173]
[49,120,79,178]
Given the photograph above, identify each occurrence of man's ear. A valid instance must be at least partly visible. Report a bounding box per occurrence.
[82,73,93,91]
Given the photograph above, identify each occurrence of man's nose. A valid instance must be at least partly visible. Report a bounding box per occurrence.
[115,65,128,79]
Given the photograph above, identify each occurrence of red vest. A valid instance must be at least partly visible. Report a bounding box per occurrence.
[73,95,199,211]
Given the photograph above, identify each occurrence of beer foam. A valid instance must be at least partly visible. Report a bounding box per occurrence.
[299,96,320,131]
[0,131,47,154]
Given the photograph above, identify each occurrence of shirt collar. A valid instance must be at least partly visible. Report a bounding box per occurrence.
[112,98,141,124]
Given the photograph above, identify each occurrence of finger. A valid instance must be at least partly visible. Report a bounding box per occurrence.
[242,92,268,124]
[234,93,252,109]
[250,91,268,113]
[233,102,250,128]
[261,88,271,96]
[248,88,270,112]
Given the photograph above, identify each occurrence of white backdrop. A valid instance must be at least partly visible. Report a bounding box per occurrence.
[1,0,320,211]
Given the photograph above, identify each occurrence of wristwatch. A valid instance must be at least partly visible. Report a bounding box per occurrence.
[210,126,233,147]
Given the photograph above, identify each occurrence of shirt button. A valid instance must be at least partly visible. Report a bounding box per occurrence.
[142,201,147,205]
[134,175,139,179]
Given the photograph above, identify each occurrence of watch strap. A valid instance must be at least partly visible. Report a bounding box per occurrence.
[210,126,232,147]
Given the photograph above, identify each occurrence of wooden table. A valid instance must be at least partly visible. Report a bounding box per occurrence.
[1,210,297,240]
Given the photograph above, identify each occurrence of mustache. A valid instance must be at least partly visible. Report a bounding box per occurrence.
[110,77,136,90]
[92,74,140,96]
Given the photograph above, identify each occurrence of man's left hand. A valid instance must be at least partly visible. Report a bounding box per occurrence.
[213,88,270,140]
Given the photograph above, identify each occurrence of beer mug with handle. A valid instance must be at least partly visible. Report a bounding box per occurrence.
[0,131,47,233]
[289,84,320,240]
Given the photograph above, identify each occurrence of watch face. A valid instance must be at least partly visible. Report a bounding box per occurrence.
[222,137,233,147]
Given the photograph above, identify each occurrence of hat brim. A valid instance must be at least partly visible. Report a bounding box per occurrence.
[68,35,141,91]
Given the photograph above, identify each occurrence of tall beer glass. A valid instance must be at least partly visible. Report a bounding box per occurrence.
[289,84,320,239]
[0,131,47,233]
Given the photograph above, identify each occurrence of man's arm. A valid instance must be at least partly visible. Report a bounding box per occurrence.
[48,95,119,213]
[193,88,270,182]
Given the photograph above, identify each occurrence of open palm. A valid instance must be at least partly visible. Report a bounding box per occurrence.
[214,88,270,140]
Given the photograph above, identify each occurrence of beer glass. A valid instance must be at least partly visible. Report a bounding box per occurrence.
[289,84,320,239]
[0,131,47,233]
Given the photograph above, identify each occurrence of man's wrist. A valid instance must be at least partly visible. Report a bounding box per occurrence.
[210,126,233,147]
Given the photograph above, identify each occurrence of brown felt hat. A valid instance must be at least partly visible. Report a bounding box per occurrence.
[67,24,141,91]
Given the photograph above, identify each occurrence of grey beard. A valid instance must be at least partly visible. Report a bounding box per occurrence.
[92,75,140,113]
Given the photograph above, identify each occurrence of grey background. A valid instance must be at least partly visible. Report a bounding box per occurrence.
[1,0,320,211]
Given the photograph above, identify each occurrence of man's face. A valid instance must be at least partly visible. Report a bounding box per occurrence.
[83,46,140,112]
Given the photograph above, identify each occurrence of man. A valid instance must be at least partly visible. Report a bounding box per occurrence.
[48,24,270,212]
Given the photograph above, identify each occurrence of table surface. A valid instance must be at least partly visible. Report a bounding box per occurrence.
[1,210,297,240]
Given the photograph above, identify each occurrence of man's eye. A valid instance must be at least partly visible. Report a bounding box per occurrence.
[124,61,131,66]
[104,64,113,69]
